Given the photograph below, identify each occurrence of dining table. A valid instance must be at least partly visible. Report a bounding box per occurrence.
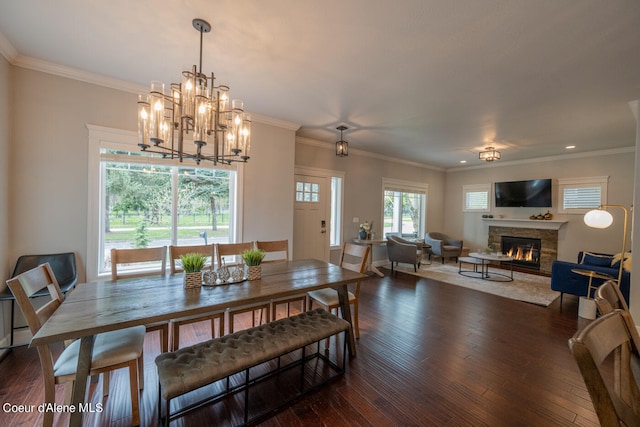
[30,258,366,427]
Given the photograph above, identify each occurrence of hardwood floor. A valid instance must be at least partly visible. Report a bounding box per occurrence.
[0,267,598,426]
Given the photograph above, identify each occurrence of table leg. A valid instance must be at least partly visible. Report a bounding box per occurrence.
[366,244,384,277]
[334,284,357,357]
[69,335,95,427]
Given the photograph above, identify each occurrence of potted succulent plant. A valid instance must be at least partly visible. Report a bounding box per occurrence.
[179,252,207,288]
[242,249,266,280]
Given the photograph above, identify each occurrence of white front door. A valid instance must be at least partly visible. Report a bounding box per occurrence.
[293,175,329,261]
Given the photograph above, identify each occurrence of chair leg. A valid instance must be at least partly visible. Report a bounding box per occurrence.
[43,381,56,427]
[170,323,179,352]
[128,359,141,426]
[102,373,110,396]
[160,324,169,353]
[325,306,337,349]
[138,350,144,390]
[63,380,74,405]
[354,303,360,339]
[217,315,224,338]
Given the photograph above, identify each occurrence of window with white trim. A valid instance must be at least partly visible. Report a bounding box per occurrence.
[462,184,491,212]
[382,178,428,238]
[87,125,241,280]
[558,176,608,214]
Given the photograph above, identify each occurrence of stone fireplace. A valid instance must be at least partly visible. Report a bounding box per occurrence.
[485,219,564,274]
[501,236,542,271]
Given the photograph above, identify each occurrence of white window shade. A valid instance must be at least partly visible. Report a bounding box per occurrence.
[558,176,608,214]
[462,184,490,212]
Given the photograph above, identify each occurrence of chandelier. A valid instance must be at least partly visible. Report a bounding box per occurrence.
[137,18,251,165]
[479,146,501,162]
[335,125,349,157]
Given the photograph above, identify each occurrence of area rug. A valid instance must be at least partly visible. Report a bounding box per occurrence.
[391,261,560,307]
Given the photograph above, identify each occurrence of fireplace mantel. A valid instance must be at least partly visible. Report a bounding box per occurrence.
[482,218,567,230]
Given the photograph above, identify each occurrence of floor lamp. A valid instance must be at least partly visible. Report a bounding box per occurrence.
[583,204,629,285]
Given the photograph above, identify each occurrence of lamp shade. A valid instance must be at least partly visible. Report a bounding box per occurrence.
[584,209,613,229]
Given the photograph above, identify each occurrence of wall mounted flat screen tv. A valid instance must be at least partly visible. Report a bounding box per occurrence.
[494,179,552,208]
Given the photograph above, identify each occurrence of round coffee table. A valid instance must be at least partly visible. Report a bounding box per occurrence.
[458,256,489,278]
[468,252,514,282]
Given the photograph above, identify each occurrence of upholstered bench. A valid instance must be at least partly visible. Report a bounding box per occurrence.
[155,308,350,426]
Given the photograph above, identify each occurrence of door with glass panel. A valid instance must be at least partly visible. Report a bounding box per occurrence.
[293,175,328,261]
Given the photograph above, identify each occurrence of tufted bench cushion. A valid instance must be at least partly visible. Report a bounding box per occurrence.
[155,308,350,401]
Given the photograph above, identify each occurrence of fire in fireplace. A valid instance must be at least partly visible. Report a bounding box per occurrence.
[501,236,542,270]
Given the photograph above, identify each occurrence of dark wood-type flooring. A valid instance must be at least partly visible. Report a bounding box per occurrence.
[0,266,598,426]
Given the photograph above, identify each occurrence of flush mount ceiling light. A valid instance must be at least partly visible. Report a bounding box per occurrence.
[335,125,349,157]
[137,18,251,165]
[479,147,501,162]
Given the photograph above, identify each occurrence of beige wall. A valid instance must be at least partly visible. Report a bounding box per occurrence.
[242,120,296,244]
[7,67,295,276]
[445,151,636,261]
[0,54,10,345]
[9,69,136,280]
[1,66,295,345]
[295,141,446,264]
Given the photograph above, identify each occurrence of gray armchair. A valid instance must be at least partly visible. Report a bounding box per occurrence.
[387,235,422,272]
[424,232,463,264]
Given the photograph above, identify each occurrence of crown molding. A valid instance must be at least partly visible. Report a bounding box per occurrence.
[296,136,445,172]
[6,46,300,131]
[14,55,146,93]
[0,31,17,63]
[250,113,300,131]
[446,146,636,172]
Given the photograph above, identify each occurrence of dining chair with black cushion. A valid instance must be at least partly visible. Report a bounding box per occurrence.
[568,309,640,427]
[7,263,145,427]
[168,244,224,351]
[386,235,423,272]
[256,239,306,320]
[216,242,271,333]
[111,246,170,353]
[0,252,78,350]
[307,242,370,346]
[424,232,463,264]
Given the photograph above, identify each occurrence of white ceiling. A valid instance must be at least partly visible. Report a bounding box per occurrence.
[1,0,639,169]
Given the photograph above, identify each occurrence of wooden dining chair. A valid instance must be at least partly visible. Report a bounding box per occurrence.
[568,309,640,427]
[216,242,271,333]
[595,280,640,350]
[7,263,145,427]
[168,244,224,351]
[307,242,370,346]
[595,279,631,314]
[111,246,169,353]
[169,243,214,274]
[256,239,306,321]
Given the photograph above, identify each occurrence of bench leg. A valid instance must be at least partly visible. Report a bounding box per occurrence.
[244,368,250,425]
[300,346,306,393]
